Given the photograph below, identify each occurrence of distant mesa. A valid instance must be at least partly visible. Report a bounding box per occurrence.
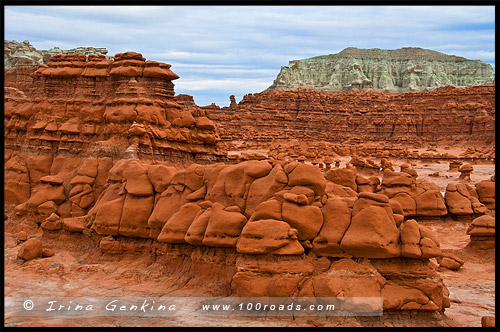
[4,40,110,68]
[268,47,495,92]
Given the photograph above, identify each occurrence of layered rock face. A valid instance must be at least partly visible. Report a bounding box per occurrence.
[211,85,495,144]
[4,40,109,69]
[268,47,495,92]
[5,40,109,92]
[4,52,222,167]
[467,215,495,249]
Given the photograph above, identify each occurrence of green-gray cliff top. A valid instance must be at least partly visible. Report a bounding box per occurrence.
[301,47,473,62]
[269,47,494,92]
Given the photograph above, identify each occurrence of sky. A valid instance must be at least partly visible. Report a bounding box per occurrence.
[4,5,496,107]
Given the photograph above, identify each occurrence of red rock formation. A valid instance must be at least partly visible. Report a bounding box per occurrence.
[260,140,495,163]
[4,53,225,209]
[17,237,43,261]
[444,183,488,220]
[7,142,459,313]
[211,85,495,145]
[4,52,223,169]
[475,177,495,210]
[374,168,449,220]
[467,215,495,249]
[25,158,449,312]
[438,253,464,271]
[10,50,489,317]
[4,66,36,93]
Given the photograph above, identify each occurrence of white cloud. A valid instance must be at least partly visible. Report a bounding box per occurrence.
[176,78,270,93]
[173,64,277,77]
[445,51,496,62]
[4,5,495,106]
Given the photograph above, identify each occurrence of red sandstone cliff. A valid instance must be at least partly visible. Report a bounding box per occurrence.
[4,52,223,164]
[210,86,495,145]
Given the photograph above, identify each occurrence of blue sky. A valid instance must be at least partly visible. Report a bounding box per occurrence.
[4,5,495,107]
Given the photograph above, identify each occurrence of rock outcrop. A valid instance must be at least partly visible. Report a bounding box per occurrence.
[210,85,495,145]
[475,177,495,210]
[4,40,109,69]
[6,145,453,312]
[4,40,109,93]
[17,237,43,261]
[467,215,495,249]
[376,169,449,220]
[268,47,495,92]
[30,158,449,312]
[444,183,488,220]
[437,253,464,271]
[4,52,223,169]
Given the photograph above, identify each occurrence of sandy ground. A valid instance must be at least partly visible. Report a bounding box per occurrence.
[3,156,495,327]
[421,220,496,327]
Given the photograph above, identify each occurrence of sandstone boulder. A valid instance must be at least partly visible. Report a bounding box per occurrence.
[248,199,283,222]
[148,168,195,238]
[4,156,31,205]
[123,160,154,196]
[389,192,416,217]
[195,116,216,131]
[438,253,464,271]
[17,231,28,242]
[237,219,304,255]
[202,203,248,247]
[340,193,400,258]
[91,183,126,236]
[119,194,154,238]
[481,316,495,327]
[41,213,62,231]
[281,200,323,241]
[458,164,473,180]
[157,202,201,243]
[467,214,495,249]
[147,164,177,193]
[205,161,272,211]
[37,200,58,216]
[445,183,474,215]
[244,164,288,217]
[286,162,326,195]
[26,182,66,214]
[381,282,431,311]
[17,238,43,261]
[475,179,495,210]
[400,219,422,258]
[62,217,86,233]
[419,225,442,258]
[325,182,358,198]
[324,168,357,191]
[184,206,212,245]
[42,248,55,257]
[415,190,447,217]
[312,197,351,257]
[382,169,414,187]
